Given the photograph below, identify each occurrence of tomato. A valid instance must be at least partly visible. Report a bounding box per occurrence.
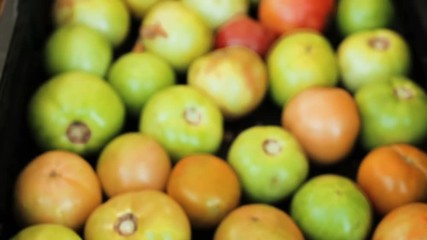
[13,150,102,230]
[96,132,172,198]
[84,190,191,240]
[372,202,427,239]
[282,86,361,164]
[258,0,335,35]
[11,223,81,240]
[214,15,279,57]
[357,144,427,215]
[214,204,304,240]
[166,154,241,229]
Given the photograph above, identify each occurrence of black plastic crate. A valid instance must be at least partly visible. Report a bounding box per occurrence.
[0,0,426,239]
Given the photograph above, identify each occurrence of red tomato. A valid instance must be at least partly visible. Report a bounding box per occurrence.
[258,0,335,35]
[214,15,279,57]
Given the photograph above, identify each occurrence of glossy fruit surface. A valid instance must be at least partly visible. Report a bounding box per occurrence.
[140,1,213,72]
[11,223,81,240]
[372,202,427,240]
[258,0,335,35]
[182,0,249,29]
[166,154,241,229]
[214,15,278,57]
[355,76,427,150]
[107,52,176,118]
[228,126,308,203]
[53,0,130,47]
[45,24,112,77]
[96,132,172,198]
[187,46,268,120]
[290,174,372,240]
[84,190,191,240]
[214,204,304,240]
[337,0,394,36]
[338,28,411,92]
[28,71,125,156]
[357,144,427,215]
[267,30,339,107]
[139,85,223,161]
[14,150,102,230]
[282,86,361,164]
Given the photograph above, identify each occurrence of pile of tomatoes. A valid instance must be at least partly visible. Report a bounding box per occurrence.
[6,0,427,239]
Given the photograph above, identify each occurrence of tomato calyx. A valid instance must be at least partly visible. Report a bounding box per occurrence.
[394,86,415,100]
[49,170,60,178]
[368,37,390,51]
[114,213,138,236]
[66,121,91,144]
[184,107,202,125]
[262,139,282,156]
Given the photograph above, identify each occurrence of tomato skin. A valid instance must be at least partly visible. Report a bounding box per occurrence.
[96,132,172,198]
[357,144,427,215]
[13,150,102,230]
[84,190,191,240]
[11,223,81,240]
[214,204,304,240]
[282,87,360,165]
[214,15,279,57]
[166,154,241,229]
[259,0,335,35]
[373,202,427,240]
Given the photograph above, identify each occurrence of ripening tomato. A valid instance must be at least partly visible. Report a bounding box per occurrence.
[84,190,191,240]
[282,86,361,165]
[373,202,427,239]
[96,132,172,198]
[357,144,427,215]
[214,204,304,240]
[13,150,102,230]
[214,14,279,57]
[258,0,335,35]
[166,154,241,229]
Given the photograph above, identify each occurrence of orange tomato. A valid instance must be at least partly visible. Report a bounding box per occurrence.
[96,132,172,198]
[258,0,335,35]
[166,154,241,229]
[282,86,361,164]
[357,144,427,215]
[84,190,191,240]
[13,150,102,230]
[372,202,427,240]
[214,203,304,240]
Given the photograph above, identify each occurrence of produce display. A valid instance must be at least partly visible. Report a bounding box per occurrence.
[3,0,427,239]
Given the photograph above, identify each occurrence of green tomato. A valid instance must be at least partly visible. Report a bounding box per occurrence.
[290,174,372,240]
[139,85,223,161]
[337,0,394,36]
[140,1,213,72]
[182,0,249,29]
[337,28,411,92]
[267,31,339,107]
[45,24,112,77]
[227,126,309,203]
[108,52,176,118]
[28,71,125,156]
[11,224,81,240]
[355,76,427,150]
[53,0,130,47]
